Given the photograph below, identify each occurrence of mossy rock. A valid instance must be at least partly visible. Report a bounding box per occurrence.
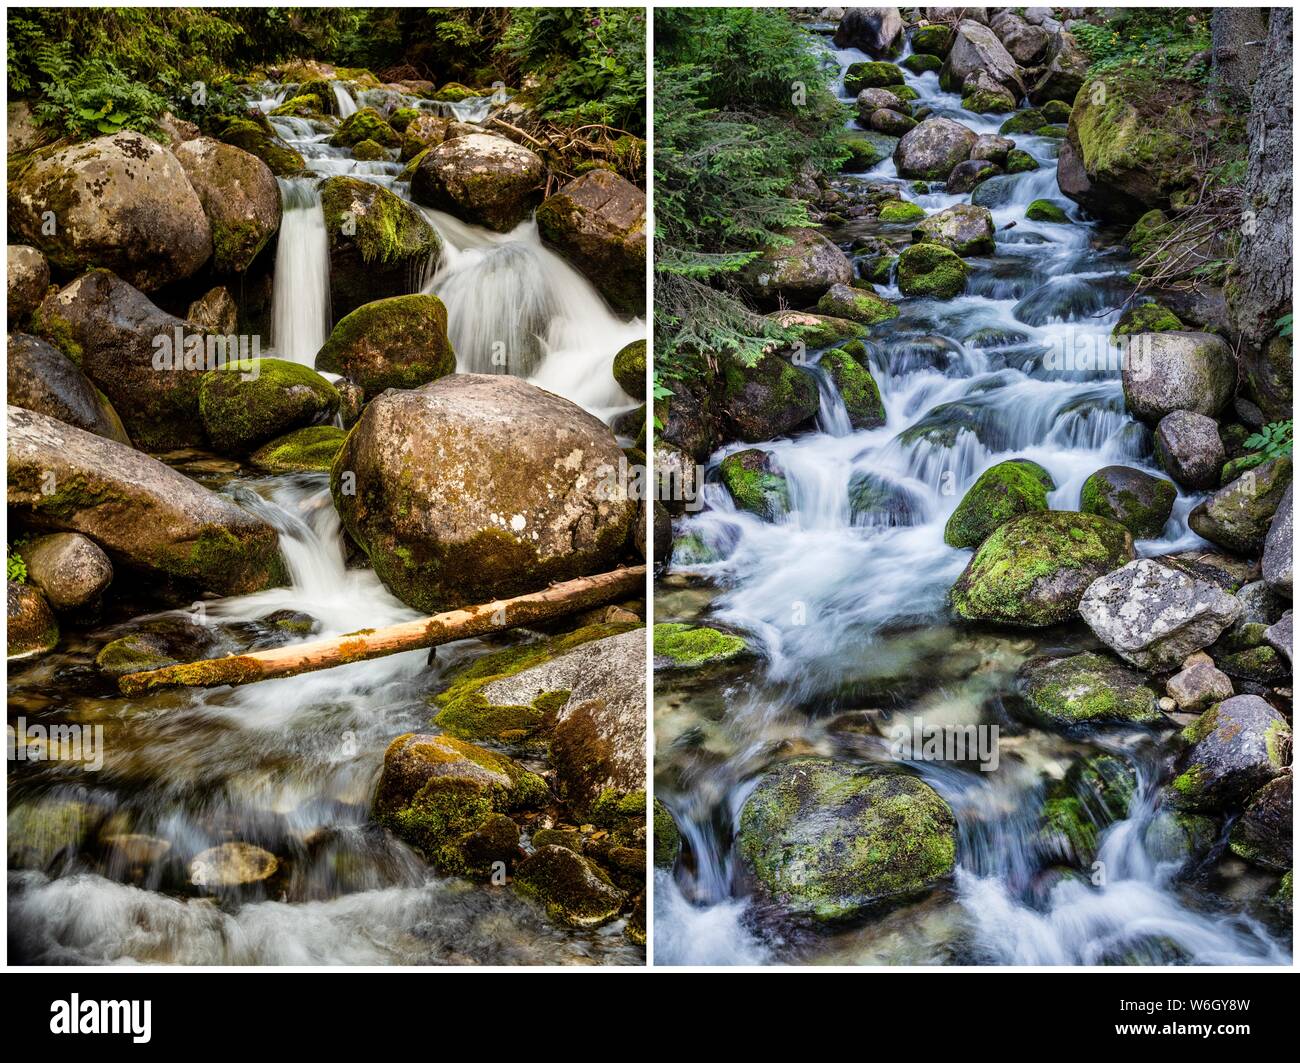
[387,107,421,133]
[998,109,1046,135]
[737,758,956,922]
[896,243,967,299]
[844,61,906,94]
[819,346,886,429]
[432,82,481,102]
[1143,810,1220,865]
[1079,465,1176,538]
[1042,100,1073,124]
[1026,199,1069,223]
[910,24,953,56]
[7,799,103,870]
[198,357,339,455]
[513,845,626,928]
[717,348,819,443]
[270,93,323,118]
[330,107,401,149]
[963,89,1016,114]
[878,200,926,223]
[7,581,59,660]
[770,310,868,349]
[1112,301,1184,336]
[841,131,899,171]
[902,53,943,75]
[1038,753,1139,865]
[816,282,899,325]
[248,425,347,474]
[1005,149,1039,174]
[719,448,790,521]
[1035,124,1067,138]
[944,459,1054,548]
[314,293,455,400]
[653,797,682,869]
[350,138,389,161]
[613,339,646,400]
[653,622,747,669]
[1017,652,1162,730]
[950,510,1135,627]
[213,116,304,176]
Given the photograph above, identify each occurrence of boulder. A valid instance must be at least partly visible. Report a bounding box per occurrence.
[8,245,49,325]
[8,130,211,291]
[6,582,58,660]
[719,448,790,520]
[248,425,347,474]
[1017,652,1161,728]
[940,20,1025,98]
[970,134,1015,165]
[856,87,911,121]
[198,358,338,455]
[739,227,853,308]
[944,459,1054,548]
[319,176,441,322]
[187,286,239,334]
[896,243,967,299]
[652,623,747,669]
[946,159,1001,192]
[716,350,819,442]
[535,169,645,316]
[6,333,130,445]
[612,339,646,400]
[399,113,455,161]
[1029,31,1090,105]
[1262,483,1292,595]
[737,758,956,921]
[314,294,455,401]
[1154,410,1226,490]
[1078,465,1176,538]
[869,108,919,136]
[372,732,546,876]
[816,283,898,325]
[893,117,977,180]
[411,133,543,232]
[1166,661,1235,712]
[7,407,282,595]
[172,137,280,273]
[818,346,887,429]
[21,532,112,612]
[514,845,625,928]
[1228,775,1292,870]
[961,70,1018,113]
[832,8,905,57]
[1039,753,1138,865]
[32,269,210,449]
[212,116,304,176]
[912,203,995,256]
[1078,558,1243,671]
[1120,332,1236,422]
[1189,457,1292,554]
[95,615,225,678]
[329,107,400,149]
[1170,695,1290,811]
[911,23,954,56]
[331,374,636,612]
[950,511,1134,627]
[993,13,1051,65]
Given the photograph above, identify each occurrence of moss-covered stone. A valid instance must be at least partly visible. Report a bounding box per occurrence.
[7,581,59,660]
[653,797,682,868]
[198,357,339,455]
[844,61,906,94]
[1038,753,1138,864]
[896,243,967,299]
[718,448,790,521]
[1112,301,1184,336]
[944,459,1054,548]
[270,93,323,118]
[737,758,956,922]
[1189,457,1293,554]
[1026,199,1069,223]
[902,52,943,75]
[653,622,747,669]
[999,109,1047,135]
[717,348,819,442]
[315,293,454,400]
[878,200,926,223]
[950,510,1135,626]
[1018,652,1162,729]
[963,88,1016,114]
[819,346,886,429]
[613,339,646,400]
[349,138,389,161]
[248,425,347,473]
[841,131,899,171]
[513,845,625,928]
[387,107,421,133]
[1005,149,1039,174]
[330,107,401,149]
[816,283,899,325]
[213,116,305,176]
[770,310,867,349]
[910,24,952,56]
[1079,465,1176,538]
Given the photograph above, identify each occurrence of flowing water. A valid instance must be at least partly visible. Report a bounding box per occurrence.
[653,34,1290,966]
[8,76,643,965]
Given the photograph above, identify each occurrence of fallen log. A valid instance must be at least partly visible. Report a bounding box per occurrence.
[118,566,646,695]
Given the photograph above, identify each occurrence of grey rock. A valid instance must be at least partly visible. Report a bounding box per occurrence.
[1155,410,1226,490]
[1262,482,1292,595]
[1165,661,1234,712]
[21,532,113,612]
[1120,332,1236,422]
[1169,694,1290,811]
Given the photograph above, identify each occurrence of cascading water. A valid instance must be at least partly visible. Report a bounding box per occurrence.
[654,30,1289,966]
[331,81,359,119]
[270,178,331,365]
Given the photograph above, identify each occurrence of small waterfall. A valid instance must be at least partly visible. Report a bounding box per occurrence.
[270,178,331,365]
[332,81,358,118]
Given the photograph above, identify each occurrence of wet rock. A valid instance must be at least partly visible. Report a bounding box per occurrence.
[719,448,790,520]
[818,346,887,429]
[535,169,645,316]
[893,117,977,181]
[7,799,102,870]
[411,133,543,232]
[897,243,967,299]
[1189,457,1292,555]
[173,137,281,273]
[198,357,339,455]
[213,115,304,176]
[613,339,646,401]
[653,622,747,669]
[248,425,347,474]
[716,349,819,442]
[1143,809,1220,866]
[910,23,954,56]
[1170,695,1290,811]
[946,159,1001,193]
[970,134,1015,165]
[187,286,239,334]
[816,283,898,325]
[9,130,211,291]
[950,511,1134,627]
[848,471,925,528]
[1039,753,1139,864]
[1165,661,1235,712]
[961,70,1018,113]
[1228,775,1292,870]
[1017,652,1161,728]
[329,107,400,149]
[332,374,635,612]
[1211,618,1289,685]
[1154,410,1226,490]
[941,19,1024,98]
[7,581,59,660]
[833,8,905,57]
[1265,611,1292,667]
[944,459,1054,548]
[1079,465,1176,538]
[654,372,715,460]
[21,532,112,612]
[319,176,440,321]
[1028,30,1089,105]
[315,293,455,401]
[1113,301,1185,336]
[856,87,911,122]
[8,407,282,596]
[32,269,210,449]
[8,245,49,325]
[737,758,956,922]
[869,108,918,136]
[189,842,279,893]
[842,130,900,171]
[1079,558,1242,671]
[1262,483,1292,595]
[373,732,546,875]
[653,797,682,868]
[739,227,852,308]
[655,442,700,517]
[95,615,226,678]
[6,333,131,445]
[514,845,625,928]
[1120,331,1236,422]
[914,204,995,257]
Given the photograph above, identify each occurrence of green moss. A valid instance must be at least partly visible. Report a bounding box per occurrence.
[319,175,438,267]
[1026,199,1069,223]
[896,243,967,299]
[1112,301,1184,336]
[999,109,1046,135]
[387,107,421,133]
[270,94,322,117]
[249,425,347,473]
[719,449,790,520]
[944,460,1054,548]
[1005,149,1039,174]
[1072,74,1191,196]
[432,82,480,102]
[329,107,400,149]
[878,200,926,223]
[653,622,747,668]
[613,339,646,399]
[1034,124,1067,138]
[910,24,952,55]
[1019,653,1161,728]
[963,89,1014,114]
[1079,469,1176,538]
[901,53,942,74]
[844,61,905,94]
[819,347,886,429]
[653,797,682,868]
[349,138,388,161]
[774,312,868,349]
[816,285,899,324]
[314,293,454,399]
[213,116,304,176]
[397,146,430,182]
[198,357,339,455]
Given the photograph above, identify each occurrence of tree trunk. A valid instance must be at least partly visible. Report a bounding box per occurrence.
[117,566,646,694]
[1210,9,1269,105]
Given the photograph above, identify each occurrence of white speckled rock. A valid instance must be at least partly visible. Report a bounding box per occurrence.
[1120,332,1236,422]
[410,132,543,231]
